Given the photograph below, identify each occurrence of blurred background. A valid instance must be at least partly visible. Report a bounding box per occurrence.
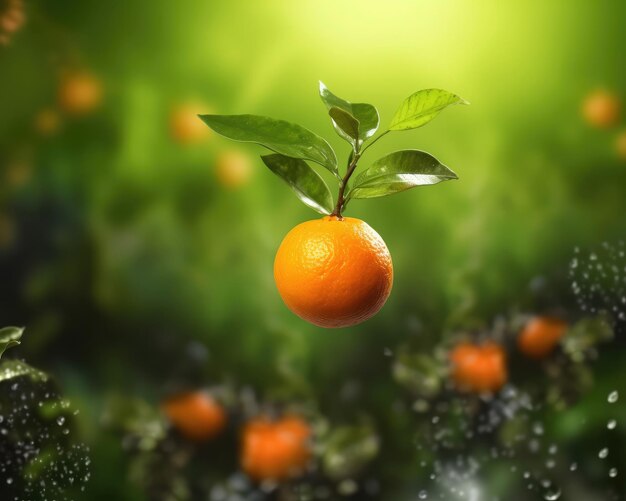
[1,0,625,499]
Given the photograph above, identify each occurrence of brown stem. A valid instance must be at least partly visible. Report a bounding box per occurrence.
[331,150,361,218]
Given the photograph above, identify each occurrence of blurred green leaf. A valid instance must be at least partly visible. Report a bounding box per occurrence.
[261,154,334,215]
[562,315,614,361]
[0,359,49,383]
[329,107,360,146]
[392,350,444,398]
[347,150,457,200]
[321,425,380,479]
[319,82,379,143]
[199,114,338,175]
[389,88,467,131]
[0,326,23,359]
[102,395,167,451]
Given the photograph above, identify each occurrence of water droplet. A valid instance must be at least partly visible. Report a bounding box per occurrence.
[609,467,617,478]
[543,487,562,500]
[532,422,544,436]
[419,490,428,499]
[599,448,609,459]
[569,462,578,471]
[383,347,393,357]
[607,420,616,430]
[548,444,558,454]
[6,478,13,485]
[608,391,619,403]
[56,416,65,426]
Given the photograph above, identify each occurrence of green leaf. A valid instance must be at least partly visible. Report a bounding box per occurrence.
[0,359,48,384]
[322,425,380,480]
[389,88,468,131]
[319,82,379,143]
[347,150,458,200]
[392,350,444,398]
[0,326,23,359]
[261,154,334,215]
[328,107,360,145]
[199,114,338,175]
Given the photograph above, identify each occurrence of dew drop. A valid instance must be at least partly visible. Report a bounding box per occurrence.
[607,420,616,430]
[609,467,617,478]
[543,487,561,500]
[419,490,428,499]
[608,391,619,403]
[599,448,609,459]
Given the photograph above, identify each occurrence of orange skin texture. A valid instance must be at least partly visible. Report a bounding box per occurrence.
[274,216,393,328]
[170,103,211,144]
[241,416,311,481]
[616,130,626,160]
[450,342,507,394]
[582,90,621,128]
[161,392,226,442]
[216,150,253,188]
[58,73,103,116]
[518,316,568,359]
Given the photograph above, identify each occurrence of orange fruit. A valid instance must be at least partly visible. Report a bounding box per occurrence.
[58,72,103,116]
[215,150,253,188]
[241,415,311,481]
[450,341,507,394]
[582,90,621,128]
[518,316,567,359]
[274,216,393,328]
[616,130,626,160]
[170,102,211,144]
[161,391,226,442]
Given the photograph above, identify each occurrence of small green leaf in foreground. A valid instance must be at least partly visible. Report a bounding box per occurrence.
[199,114,338,175]
[347,150,458,200]
[0,326,24,359]
[261,154,334,215]
[389,88,468,131]
[319,82,380,143]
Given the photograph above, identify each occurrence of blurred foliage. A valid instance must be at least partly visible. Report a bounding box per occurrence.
[1,0,626,499]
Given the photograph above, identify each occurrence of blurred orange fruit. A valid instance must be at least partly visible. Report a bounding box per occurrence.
[518,316,567,359]
[170,103,211,144]
[616,130,626,160]
[450,341,507,393]
[0,0,25,46]
[582,90,621,128]
[215,150,253,188]
[161,391,226,442]
[274,216,393,328]
[241,415,311,481]
[34,108,62,136]
[58,72,103,116]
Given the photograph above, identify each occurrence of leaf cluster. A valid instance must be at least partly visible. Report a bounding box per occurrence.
[200,83,467,216]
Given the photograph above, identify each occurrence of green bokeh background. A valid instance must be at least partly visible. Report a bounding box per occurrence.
[1,0,625,499]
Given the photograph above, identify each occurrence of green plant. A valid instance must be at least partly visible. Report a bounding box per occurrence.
[200,83,467,218]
